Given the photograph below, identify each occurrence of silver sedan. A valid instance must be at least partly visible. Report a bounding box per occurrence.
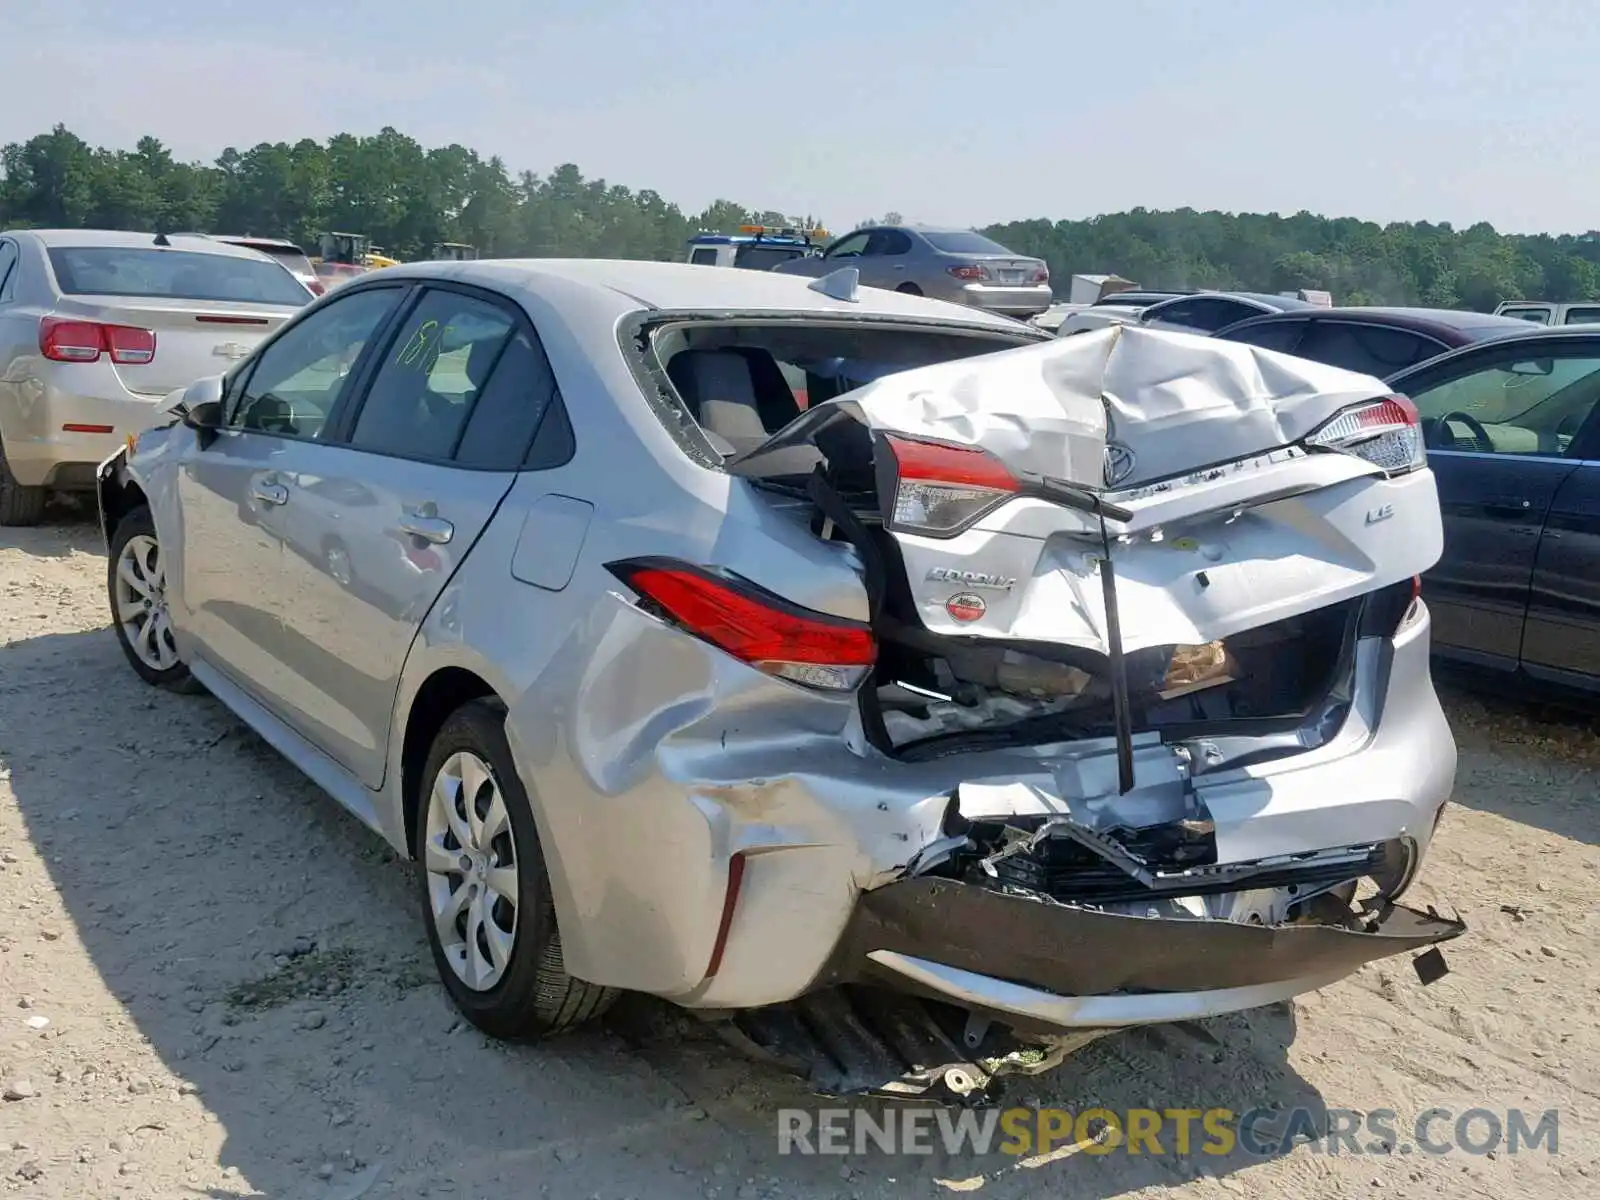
[96,259,1462,1100]
[0,229,312,524]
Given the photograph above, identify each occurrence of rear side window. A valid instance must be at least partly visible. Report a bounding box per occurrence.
[689,247,720,266]
[454,329,568,470]
[867,229,915,255]
[46,247,312,306]
[1293,321,1444,377]
[1500,307,1552,325]
[1146,298,1258,332]
[1218,319,1305,353]
[349,290,515,460]
[1563,306,1600,325]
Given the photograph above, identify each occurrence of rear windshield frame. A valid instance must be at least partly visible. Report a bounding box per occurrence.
[616,309,1046,468]
[46,246,313,306]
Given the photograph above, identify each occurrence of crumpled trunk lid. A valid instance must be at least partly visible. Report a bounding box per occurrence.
[728,323,1442,761]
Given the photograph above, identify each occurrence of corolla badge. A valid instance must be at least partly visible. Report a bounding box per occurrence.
[1103,441,1137,487]
[927,566,1016,591]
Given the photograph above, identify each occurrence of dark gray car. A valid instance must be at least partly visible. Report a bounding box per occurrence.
[771,225,1052,318]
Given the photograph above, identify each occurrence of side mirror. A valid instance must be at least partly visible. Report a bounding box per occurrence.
[182,399,222,430]
[181,399,223,449]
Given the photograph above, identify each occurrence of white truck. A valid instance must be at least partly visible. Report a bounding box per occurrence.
[1493,299,1600,326]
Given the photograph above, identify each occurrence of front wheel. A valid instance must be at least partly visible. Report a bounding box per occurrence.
[895,282,923,296]
[415,700,618,1040]
[107,506,203,692]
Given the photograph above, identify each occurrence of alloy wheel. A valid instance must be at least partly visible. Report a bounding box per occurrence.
[423,751,520,991]
[113,534,180,672]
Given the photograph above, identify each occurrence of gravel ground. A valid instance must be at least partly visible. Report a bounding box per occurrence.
[1,507,1597,1199]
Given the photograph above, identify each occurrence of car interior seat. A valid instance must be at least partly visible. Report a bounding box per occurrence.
[665,349,802,455]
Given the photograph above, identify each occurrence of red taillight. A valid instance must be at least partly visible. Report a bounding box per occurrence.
[1305,393,1424,475]
[1032,265,1050,283]
[606,558,875,691]
[704,851,746,979]
[1410,574,1422,603]
[947,264,985,281]
[306,279,326,296]
[39,317,156,366]
[884,434,1021,537]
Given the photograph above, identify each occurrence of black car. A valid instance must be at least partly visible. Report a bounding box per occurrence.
[1376,328,1600,699]
[1214,306,1534,377]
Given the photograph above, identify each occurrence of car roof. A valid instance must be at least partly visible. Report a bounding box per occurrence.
[1221,305,1534,337]
[212,235,307,251]
[378,257,1043,330]
[1385,323,1600,382]
[1148,290,1315,311]
[10,228,278,261]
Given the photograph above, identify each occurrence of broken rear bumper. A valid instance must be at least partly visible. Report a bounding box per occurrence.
[824,876,1464,1034]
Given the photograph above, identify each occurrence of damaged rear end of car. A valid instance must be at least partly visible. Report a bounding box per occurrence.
[592,315,1462,1102]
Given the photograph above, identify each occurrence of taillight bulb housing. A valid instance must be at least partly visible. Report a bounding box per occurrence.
[1305,394,1424,475]
[883,434,1022,537]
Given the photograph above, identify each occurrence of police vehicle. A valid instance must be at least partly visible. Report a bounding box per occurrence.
[684,224,829,270]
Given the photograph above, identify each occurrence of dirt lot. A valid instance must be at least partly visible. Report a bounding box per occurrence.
[1,509,1597,1200]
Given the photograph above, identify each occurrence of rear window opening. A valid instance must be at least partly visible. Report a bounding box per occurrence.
[638,317,1038,457]
[871,594,1365,763]
[47,247,312,307]
[921,230,1016,256]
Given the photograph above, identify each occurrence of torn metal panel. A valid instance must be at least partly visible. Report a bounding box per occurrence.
[833,876,1465,998]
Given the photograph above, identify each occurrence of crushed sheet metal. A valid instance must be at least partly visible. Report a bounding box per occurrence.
[844,324,1393,490]
[832,877,1465,998]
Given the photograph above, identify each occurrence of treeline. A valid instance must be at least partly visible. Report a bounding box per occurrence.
[4,123,1598,311]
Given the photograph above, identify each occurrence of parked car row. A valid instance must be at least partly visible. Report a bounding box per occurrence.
[1213,310,1600,706]
[87,257,1464,1100]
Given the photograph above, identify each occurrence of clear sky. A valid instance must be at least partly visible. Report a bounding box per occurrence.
[3,0,1593,234]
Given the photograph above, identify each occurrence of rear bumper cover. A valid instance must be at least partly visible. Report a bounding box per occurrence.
[830,876,1463,1031]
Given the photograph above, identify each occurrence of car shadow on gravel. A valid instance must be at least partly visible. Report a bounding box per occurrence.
[1,624,1331,1199]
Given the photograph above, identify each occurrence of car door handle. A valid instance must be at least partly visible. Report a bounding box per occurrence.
[398,507,453,544]
[251,480,289,506]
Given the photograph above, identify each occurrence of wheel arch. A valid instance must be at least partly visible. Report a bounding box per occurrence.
[98,467,149,551]
[399,666,502,859]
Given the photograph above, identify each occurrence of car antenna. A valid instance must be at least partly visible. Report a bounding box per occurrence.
[808,267,859,302]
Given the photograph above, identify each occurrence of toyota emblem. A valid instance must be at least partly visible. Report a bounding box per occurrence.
[1103,441,1137,487]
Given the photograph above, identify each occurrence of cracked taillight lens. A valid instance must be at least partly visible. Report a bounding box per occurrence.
[1305,394,1424,475]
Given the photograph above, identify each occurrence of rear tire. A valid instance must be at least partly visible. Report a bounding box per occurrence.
[415,700,618,1040]
[0,438,45,527]
[108,505,204,692]
[895,282,923,296]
